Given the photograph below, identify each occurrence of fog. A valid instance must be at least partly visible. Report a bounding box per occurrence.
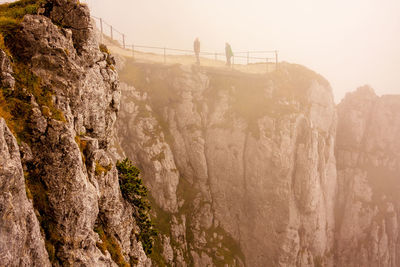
[80,0,399,102]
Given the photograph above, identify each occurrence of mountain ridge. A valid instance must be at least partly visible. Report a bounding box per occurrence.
[0,1,399,266]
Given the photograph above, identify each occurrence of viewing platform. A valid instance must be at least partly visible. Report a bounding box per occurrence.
[92,16,279,74]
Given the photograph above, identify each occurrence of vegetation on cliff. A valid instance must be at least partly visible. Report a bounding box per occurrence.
[0,0,64,140]
[24,163,61,264]
[0,0,43,31]
[0,2,66,261]
[115,57,336,265]
[1,0,156,265]
[94,225,131,267]
[117,158,157,255]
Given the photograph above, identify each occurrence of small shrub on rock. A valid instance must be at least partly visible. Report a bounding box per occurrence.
[117,158,157,255]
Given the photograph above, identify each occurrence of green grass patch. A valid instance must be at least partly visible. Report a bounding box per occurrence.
[0,0,44,44]
[74,135,88,163]
[0,0,41,21]
[0,62,65,142]
[99,44,110,55]
[0,0,65,139]
[95,161,112,176]
[0,90,14,126]
[94,225,130,267]
[24,163,62,264]
[0,17,19,41]
[0,2,67,262]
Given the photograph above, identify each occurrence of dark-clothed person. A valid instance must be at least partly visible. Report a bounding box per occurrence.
[194,38,200,65]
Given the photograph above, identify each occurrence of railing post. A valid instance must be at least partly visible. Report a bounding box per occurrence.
[275,50,278,70]
[164,47,166,64]
[99,18,103,43]
[122,34,125,49]
[110,25,113,41]
[247,51,249,64]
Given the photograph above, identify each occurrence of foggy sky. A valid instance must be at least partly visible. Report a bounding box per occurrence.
[2,0,398,101]
[82,0,400,102]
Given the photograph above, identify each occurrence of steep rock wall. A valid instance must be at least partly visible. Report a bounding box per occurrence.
[0,0,150,265]
[335,86,400,267]
[0,118,50,266]
[116,60,337,266]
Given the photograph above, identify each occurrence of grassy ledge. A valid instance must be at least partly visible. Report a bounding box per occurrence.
[0,0,65,141]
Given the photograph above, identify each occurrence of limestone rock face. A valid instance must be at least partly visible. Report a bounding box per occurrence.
[48,0,92,53]
[0,0,150,265]
[335,86,400,267]
[0,50,14,89]
[0,119,50,267]
[116,62,338,266]
[2,0,398,264]
[116,82,179,214]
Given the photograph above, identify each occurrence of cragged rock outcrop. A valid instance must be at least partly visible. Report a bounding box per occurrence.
[335,86,400,267]
[1,0,399,265]
[115,58,400,267]
[116,61,338,266]
[0,118,50,267]
[0,50,14,89]
[47,0,92,53]
[0,0,150,265]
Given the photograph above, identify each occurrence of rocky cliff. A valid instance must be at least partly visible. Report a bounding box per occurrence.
[115,54,399,266]
[0,0,150,266]
[115,59,338,267]
[1,1,399,266]
[335,86,400,267]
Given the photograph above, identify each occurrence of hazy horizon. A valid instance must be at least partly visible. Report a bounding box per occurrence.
[2,0,399,102]
[79,0,399,102]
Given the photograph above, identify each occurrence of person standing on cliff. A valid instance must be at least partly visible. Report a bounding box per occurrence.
[193,38,200,65]
[225,42,233,67]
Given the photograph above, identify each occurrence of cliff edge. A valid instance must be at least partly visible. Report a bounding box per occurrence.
[116,59,337,266]
[0,0,150,265]
[1,1,399,266]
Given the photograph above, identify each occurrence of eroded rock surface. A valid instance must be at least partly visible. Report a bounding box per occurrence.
[0,0,150,265]
[335,86,400,267]
[116,62,338,266]
[0,118,50,266]
[0,50,14,89]
[1,0,399,265]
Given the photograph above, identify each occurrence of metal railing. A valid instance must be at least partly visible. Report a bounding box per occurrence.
[91,16,279,72]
